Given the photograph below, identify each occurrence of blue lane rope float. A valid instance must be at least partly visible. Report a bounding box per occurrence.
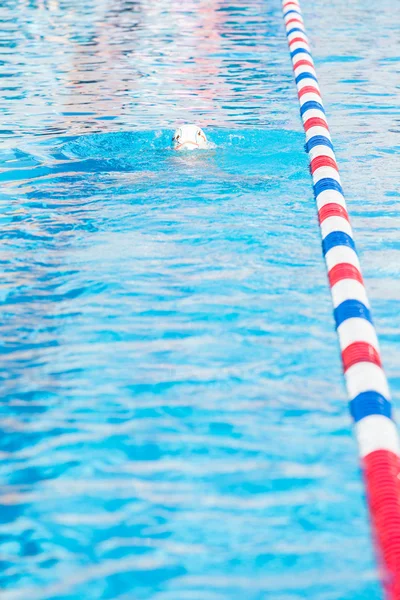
[282,1,400,596]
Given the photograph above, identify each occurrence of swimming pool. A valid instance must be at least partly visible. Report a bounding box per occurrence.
[1,0,399,598]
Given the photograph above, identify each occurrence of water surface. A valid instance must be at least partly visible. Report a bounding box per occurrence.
[1,0,399,598]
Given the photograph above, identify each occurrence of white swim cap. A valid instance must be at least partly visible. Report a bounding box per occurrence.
[172,124,207,150]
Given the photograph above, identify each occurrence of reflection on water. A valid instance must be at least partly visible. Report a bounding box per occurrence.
[0,0,295,145]
[1,0,399,598]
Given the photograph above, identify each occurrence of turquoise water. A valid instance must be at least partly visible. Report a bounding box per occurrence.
[1,0,399,598]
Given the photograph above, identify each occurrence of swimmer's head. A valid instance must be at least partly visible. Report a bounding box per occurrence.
[172,124,207,151]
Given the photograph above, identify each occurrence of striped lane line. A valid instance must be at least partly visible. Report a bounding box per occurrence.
[282,1,400,597]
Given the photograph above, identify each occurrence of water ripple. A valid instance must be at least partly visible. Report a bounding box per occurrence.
[1,0,398,598]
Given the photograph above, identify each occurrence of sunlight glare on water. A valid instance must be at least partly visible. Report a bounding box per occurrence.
[1,0,399,598]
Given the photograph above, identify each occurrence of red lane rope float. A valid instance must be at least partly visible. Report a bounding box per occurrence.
[310,155,338,173]
[328,263,363,287]
[342,342,383,372]
[318,203,349,223]
[298,85,321,99]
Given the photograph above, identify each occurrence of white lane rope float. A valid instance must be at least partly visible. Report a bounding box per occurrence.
[282,0,400,596]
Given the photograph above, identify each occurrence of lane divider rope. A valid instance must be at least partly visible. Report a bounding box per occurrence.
[282,1,400,596]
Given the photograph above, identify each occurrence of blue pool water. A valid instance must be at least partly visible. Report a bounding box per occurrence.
[1,0,399,598]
